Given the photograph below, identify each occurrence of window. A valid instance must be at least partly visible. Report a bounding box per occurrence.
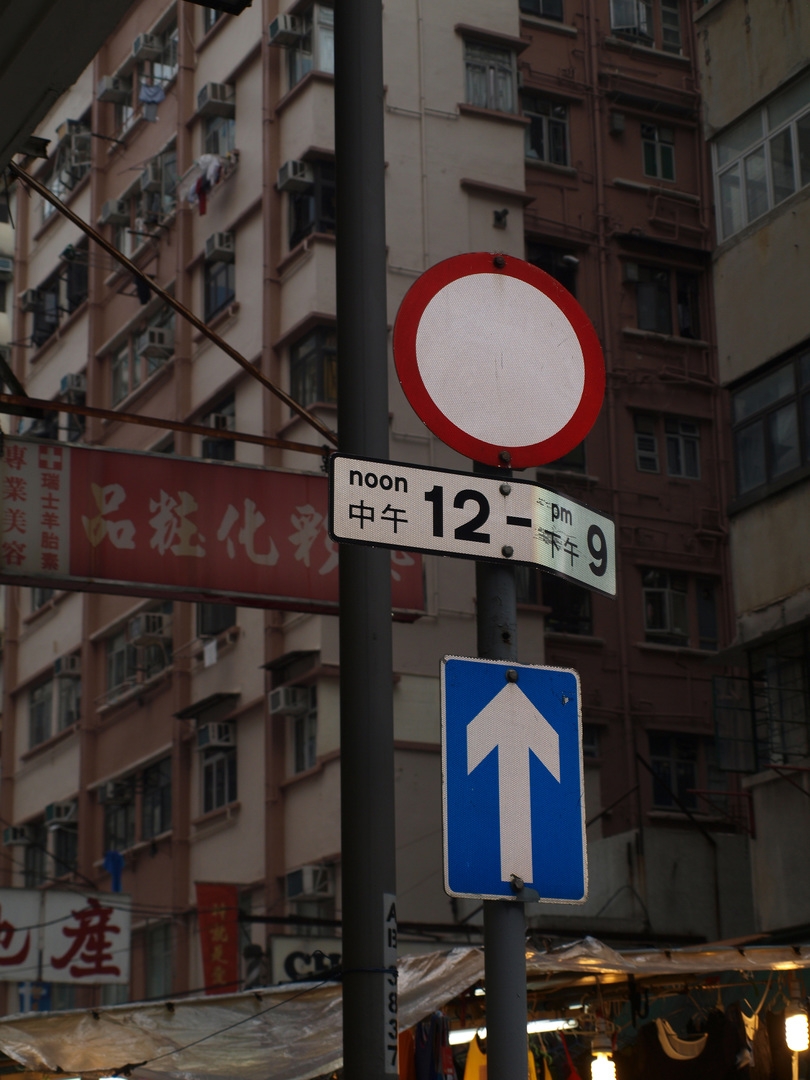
[204,115,235,157]
[0,281,6,313]
[152,24,179,83]
[106,630,138,699]
[293,687,318,773]
[104,780,136,852]
[625,262,700,339]
[464,42,516,114]
[145,923,173,999]
[643,569,689,645]
[203,8,222,33]
[56,671,81,731]
[649,732,698,809]
[546,442,587,472]
[642,123,675,180]
[53,822,78,876]
[520,0,563,19]
[139,147,178,225]
[204,258,235,322]
[108,306,176,405]
[26,244,89,349]
[610,0,680,52]
[523,94,569,166]
[30,681,53,747]
[660,0,681,53]
[582,724,600,758]
[202,745,237,813]
[142,758,172,839]
[23,822,48,887]
[198,602,236,637]
[665,417,700,478]
[201,395,236,460]
[114,77,135,136]
[0,194,9,223]
[714,70,810,240]
[543,576,593,635]
[634,414,659,472]
[288,159,335,248]
[526,241,578,296]
[31,274,61,348]
[696,578,718,651]
[290,327,337,410]
[31,586,54,610]
[732,348,810,495]
[287,5,334,88]
[42,119,91,219]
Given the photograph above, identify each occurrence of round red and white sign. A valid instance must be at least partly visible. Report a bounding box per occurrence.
[392,252,605,469]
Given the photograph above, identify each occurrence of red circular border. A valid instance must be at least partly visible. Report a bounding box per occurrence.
[392,252,605,468]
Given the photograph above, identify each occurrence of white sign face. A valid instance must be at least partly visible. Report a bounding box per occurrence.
[0,889,130,984]
[329,455,615,596]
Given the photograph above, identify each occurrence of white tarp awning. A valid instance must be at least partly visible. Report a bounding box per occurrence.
[1,939,809,1080]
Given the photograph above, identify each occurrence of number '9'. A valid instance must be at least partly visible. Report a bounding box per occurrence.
[588,525,607,577]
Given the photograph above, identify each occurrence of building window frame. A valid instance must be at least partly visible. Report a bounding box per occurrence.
[290,326,337,411]
[523,93,569,166]
[201,394,236,460]
[29,680,54,748]
[103,780,136,852]
[202,745,237,813]
[609,0,681,53]
[142,757,172,840]
[642,568,689,646]
[624,261,701,340]
[287,4,334,89]
[649,732,698,809]
[543,576,593,636]
[641,123,675,181]
[519,0,564,19]
[204,258,235,322]
[731,346,810,497]
[714,70,810,241]
[464,41,517,115]
[288,159,336,249]
[292,686,318,774]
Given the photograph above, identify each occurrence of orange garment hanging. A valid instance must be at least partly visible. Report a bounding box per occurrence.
[462,1035,539,1080]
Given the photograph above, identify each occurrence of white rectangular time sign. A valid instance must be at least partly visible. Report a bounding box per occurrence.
[328,455,615,596]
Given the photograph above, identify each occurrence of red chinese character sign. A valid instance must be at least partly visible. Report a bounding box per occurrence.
[0,440,423,615]
[0,889,130,984]
[392,252,605,468]
[196,883,239,995]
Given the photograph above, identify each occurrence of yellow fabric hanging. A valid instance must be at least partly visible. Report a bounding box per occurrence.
[462,1036,539,1080]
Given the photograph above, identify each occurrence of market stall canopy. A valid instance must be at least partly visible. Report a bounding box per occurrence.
[1,940,810,1080]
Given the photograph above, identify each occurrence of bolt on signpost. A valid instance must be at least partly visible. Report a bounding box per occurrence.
[391,252,609,1080]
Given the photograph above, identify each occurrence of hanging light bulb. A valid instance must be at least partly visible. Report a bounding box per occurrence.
[591,1033,616,1080]
[785,1006,809,1053]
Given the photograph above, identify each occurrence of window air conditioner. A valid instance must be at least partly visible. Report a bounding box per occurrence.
[277,160,314,193]
[197,721,235,749]
[98,780,131,805]
[54,653,82,676]
[0,257,14,281]
[204,231,235,263]
[286,864,334,900]
[60,372,87,398]
[100,199,130,226]
[128,611,170,645]
[197,82,235,119]
[97,75,130,104]
[132,32,163,61]
[140,160,162,193]
[208,409,235,431]
[45,801,77,825]
[3,826,32,846]
[139,327,174,360]
[268,686,309,716]
[19,289,41,312]
[268,14,304,46]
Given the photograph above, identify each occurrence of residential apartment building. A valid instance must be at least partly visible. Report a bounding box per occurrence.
[696,0,810,934]
[0,0,757,1008]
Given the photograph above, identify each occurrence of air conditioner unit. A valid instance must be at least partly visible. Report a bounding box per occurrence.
[277,159,314,193]
[55,118,82,145]
[286,864,334,900]
[197,82,235,118]
[197,721,235,749]
[0,257,13,281]
[132,32,162,61]
[45,801,77,825]
[128,611,170,645]
[268,686,309,717]
[139,327,174,360]
[100,199,130,226]
[97,75,130,104]
[140,160,162,192]
[19,289,41,312]
[54,653,82,676]
[204,231,235,263]
[98,780,131,805]
[60,372,87,398]
[3,826,32,846]
[268,14,304,46]
[208,409,235,432]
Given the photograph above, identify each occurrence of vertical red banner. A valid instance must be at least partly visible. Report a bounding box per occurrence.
[195,883,240,995]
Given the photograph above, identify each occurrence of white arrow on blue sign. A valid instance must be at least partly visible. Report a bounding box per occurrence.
[442,656,587,903]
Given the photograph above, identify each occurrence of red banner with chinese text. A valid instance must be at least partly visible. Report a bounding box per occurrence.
[196,882,240,995]
[0,439,423,615]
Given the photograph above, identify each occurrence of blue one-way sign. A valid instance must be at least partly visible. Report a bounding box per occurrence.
[441,657,587,903]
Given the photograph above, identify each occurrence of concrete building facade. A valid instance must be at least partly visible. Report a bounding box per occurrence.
[0,0,760,1008]
[696,0,810,935]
